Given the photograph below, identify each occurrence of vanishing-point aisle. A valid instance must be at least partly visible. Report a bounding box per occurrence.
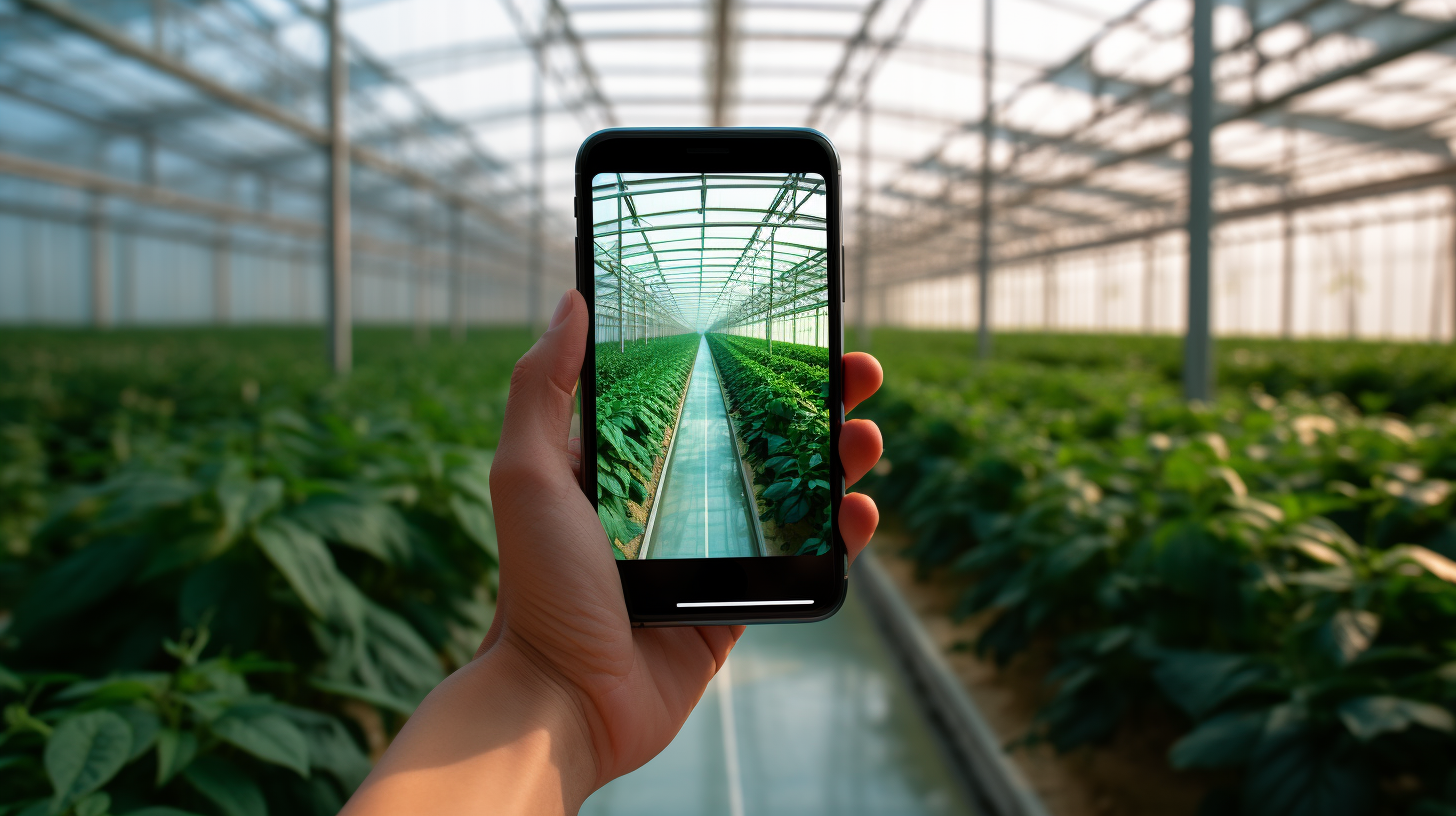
[644,334,761,558]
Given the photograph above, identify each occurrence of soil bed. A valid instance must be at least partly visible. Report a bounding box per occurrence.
[870,528,1217,816]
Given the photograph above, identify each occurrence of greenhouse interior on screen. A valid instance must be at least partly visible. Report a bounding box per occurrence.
[3,0,1456,813]
[592,173,832,560]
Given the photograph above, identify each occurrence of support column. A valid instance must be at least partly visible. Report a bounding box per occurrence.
[1043,255,1054,330]
[1183,0,1214,401]
[855,103,871,351]
[976,0,995,359]
[89,194,111,328]
[1280,123,1296,339]
[450,205,465,341]
[617,175,625,352]
[121,231,137,324]
[1142,237,1155,333]
[413,203,428,344]
[528,65,545,335]
[213,230,230,323]
[325,0,352,374]
[767,227,775,354]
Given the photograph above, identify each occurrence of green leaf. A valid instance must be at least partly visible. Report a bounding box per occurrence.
[211,711,310,777]
[73,792,110,816]
[308,679,416,716]
[44,710,133,813]
[122,809,209,816]
[182,756,266,816]
[1323,610,1380,666]
[113,706,161,762]
[1169,709,1267,769]
[289,495,410,563]
[1338,696,1455,741]
[1153,652,1268,719]
[13,537,149,637]
[281,709,371,792]
[253,518,361,630]
[154,728,198,787]
[449,495,498,559]
[1242,726,1375,816]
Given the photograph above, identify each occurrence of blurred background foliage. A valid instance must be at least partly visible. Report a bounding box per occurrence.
[0,328,531,816]
[858,330,1456,816]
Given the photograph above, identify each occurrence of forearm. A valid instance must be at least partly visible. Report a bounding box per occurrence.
[342,641,599,816]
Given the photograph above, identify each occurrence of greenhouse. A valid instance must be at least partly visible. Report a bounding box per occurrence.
[591,172,831,560]
[3,0,1456,814]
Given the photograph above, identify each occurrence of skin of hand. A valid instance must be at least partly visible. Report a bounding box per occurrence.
[342,290,885,816]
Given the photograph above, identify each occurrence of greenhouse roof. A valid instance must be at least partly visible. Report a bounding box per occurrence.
[591,172,827,330]
[2,0,1454,294]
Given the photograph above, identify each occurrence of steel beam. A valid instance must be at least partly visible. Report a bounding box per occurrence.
[450,205,465,340]
[708,0,737,126]
[1187,0,1215,401]
[976,0,994,361]
[214,232,231,323]
[325,0,351,375]
[89,194,110,328]
[529,65,546,334]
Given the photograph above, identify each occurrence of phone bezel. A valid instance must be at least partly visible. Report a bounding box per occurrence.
[575,128,847,627]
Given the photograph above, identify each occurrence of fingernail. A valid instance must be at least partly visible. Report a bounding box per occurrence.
[548,291,572,330]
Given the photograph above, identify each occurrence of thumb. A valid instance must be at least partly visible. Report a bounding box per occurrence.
[493,291,587,488]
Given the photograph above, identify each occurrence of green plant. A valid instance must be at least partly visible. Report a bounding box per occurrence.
[858,331,1456,814]
[707,334,831,555]
[593,336,697,556]
[0,327,531,814]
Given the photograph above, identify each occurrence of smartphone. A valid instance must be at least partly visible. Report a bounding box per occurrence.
[575,128,846,626]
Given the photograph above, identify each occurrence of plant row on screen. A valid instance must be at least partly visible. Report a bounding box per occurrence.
[593,335,698,558]
[708,334,832,556]
[0,328,530,816]
[859,335,1456,816]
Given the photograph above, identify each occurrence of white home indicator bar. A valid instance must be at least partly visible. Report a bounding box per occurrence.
[676,600,814,608]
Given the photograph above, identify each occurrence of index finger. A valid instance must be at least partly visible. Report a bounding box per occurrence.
[843,352,883,414]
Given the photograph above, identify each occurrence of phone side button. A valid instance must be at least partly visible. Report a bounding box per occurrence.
[841,245,846,303]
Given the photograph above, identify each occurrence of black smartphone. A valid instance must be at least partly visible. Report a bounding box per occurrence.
[574,128,846,626]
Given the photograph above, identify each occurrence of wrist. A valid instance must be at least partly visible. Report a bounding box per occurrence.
[343,637,600,816]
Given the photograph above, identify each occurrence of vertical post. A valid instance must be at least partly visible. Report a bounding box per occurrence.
[213,230,230,323]
[89,195,111,328]
[1183,0,1214,401]
[413,199,428,343]
[617,175,625,352]
[1446,186,1456,342]
[856,103,871,350]
[450,205,465,341]
[976,0,995,359]
[1043,255,1054,330]
[529,65,545,335]
[1280,123,1296,339]
[1142,238,1155,333]
[1347,228,1359,340]
[325,0,351,374]
[121,231,137,324]
[767,226,774,354]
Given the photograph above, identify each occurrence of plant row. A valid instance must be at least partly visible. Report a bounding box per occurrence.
[593,336,698,558]
[862,329,1456,418]
[0,328,530,816]
[859,346,1456,816]
[713,334,829,401]
[706,335,832,555]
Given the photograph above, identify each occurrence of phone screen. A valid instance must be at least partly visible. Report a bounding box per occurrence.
[591,172,832,561]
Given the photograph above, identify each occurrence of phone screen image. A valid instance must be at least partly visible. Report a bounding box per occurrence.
[592,172,831,561]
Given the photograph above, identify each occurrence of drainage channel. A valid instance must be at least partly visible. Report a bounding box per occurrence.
[643,334,763,559]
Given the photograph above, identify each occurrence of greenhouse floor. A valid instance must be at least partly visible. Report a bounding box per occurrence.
[581,581,979,816]
[644,335,761,558]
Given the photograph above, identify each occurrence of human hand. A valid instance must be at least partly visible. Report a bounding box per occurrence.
[342,290,884,815]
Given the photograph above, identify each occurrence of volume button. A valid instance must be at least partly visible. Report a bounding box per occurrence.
[841,245,846,303]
